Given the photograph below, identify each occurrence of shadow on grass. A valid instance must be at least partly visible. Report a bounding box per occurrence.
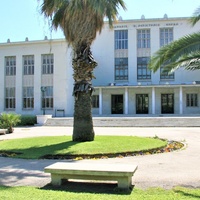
[0,138,80,159]
[41,181,134,195]
[174,188,200,199]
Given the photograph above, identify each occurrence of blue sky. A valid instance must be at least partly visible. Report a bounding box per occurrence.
[0,0,199,43]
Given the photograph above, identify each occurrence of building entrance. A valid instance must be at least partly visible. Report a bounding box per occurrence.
[111,95,123,114]
[161,94,174,114]
[136,94,149,114]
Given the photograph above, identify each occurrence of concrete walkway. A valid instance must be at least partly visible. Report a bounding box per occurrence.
[0,126,200,189]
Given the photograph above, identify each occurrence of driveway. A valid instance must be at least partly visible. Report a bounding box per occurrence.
[0,127,199,189]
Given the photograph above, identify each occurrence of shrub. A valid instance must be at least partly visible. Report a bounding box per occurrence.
[0,113,21,133]
[18,115,37,126]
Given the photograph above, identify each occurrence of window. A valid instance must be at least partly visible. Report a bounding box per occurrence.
[23,55,34,75]
[5,87,15,109]
[92,95,99,108]
[160,29,174,79]
[137,57,151,80]
[186,94,198,107]
[42,86,53,109]
[42,54,54,74]
[5,56,16,76]
[137,29,150,48]
[160,28,173,47]
[115,58,128,80]
[115,30,128,49]
[23,87,34,109]
[160,65,174,79]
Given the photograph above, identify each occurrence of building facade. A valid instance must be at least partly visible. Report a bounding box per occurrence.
[0,16,200,116]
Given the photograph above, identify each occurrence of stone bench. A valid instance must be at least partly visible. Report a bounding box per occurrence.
[0,129,7,135]
[44,162,138,190]
[55,109,65,117]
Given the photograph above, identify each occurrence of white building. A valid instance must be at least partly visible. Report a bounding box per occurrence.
[0,16,200,117]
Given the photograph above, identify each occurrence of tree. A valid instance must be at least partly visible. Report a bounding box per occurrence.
[0,113,21,133]
[148,6,200,73]
[39,0,126,142]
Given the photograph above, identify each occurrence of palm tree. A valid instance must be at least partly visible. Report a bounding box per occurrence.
[148,6,200,73]
[0,113,21,133]
[39,0,126,142]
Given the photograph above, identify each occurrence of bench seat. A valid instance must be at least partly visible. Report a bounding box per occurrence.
[44,162,138,189]
[0,129,7,135]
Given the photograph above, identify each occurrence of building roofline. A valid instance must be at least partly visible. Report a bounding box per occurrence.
[0,16,190,45]
[0,38,66,46]
[110,16,189,24]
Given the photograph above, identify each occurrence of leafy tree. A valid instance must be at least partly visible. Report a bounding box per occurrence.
[0,113,21,133]
[39,0,126,141]
[148,6,200,73]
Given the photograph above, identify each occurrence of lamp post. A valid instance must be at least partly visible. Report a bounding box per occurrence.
[41,86,47,115]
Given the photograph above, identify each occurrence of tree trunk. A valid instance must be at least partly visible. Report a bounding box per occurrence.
[72,45,97,142]
[73,92,94,141]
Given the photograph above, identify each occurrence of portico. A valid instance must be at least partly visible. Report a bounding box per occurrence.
[93,83,200,116]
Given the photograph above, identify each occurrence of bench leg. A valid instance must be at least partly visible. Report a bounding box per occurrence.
[51,174,62,186]
[117,176,132,189]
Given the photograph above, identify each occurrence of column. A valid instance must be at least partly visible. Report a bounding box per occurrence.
[15,55,23,113]
[0,56,4,112]
[99,88,103,115]
[125,87,128,114]
[152,87,155,114]
[179,86,183,114]
[34,53,42,114]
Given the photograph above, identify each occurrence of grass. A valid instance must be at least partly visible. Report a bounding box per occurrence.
[0,136,167,159]
[0,186,199,200]
[0,136,196,199]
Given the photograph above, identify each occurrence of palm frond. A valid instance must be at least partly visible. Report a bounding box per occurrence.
[160,51,200,73]
[148,32,200,73]
[189,6,200,26]
[40,0,67,17]
[181,52,200,70]
[39,0,126,47]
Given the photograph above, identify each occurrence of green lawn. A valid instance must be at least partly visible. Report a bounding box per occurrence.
[0,136,167,159]
[0,186,199,200]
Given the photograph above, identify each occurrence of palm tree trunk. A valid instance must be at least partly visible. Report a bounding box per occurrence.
[72,45,97,142]
[73,91,94,141]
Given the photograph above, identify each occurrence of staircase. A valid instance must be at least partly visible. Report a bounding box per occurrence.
[44,116,200,127]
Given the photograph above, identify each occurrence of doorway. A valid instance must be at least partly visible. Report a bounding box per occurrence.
[136,94,149,114]
[161,94,174,114]
[111,95,123,114]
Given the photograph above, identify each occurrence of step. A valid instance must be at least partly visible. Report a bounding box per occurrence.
[44,116,200,127]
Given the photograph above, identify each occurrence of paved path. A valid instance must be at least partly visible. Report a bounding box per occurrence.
[0,127,200,189]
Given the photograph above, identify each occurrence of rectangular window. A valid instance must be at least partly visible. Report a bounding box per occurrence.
[41,86,53,109]
[115,30,128,49]
[160,28,173,47]
[186,94,198,107]
[42,54,54,74]
[160,65,174,79]
[23,87,34,109]
[5,87,15,109]
[137,57,151,80]
[23,55,34,75]
[92,95,99,108]
[5,56,16,76]
[115,58,128,80]
[137,29,150,48]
